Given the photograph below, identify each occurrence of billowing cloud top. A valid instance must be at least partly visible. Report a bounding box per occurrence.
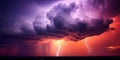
[0,0,119,42]
[33,0,113,41]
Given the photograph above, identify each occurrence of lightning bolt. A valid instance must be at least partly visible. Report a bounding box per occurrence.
[56,40,61,56]
[85,39,91,55]
[55,39,92,56]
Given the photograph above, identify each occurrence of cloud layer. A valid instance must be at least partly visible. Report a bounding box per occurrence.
[33,0,113,41]
[0,0,119,42]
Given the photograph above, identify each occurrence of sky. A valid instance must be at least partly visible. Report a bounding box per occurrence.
[0,0,120,56]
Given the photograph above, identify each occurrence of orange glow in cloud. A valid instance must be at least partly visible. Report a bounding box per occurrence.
[108,46,120,50]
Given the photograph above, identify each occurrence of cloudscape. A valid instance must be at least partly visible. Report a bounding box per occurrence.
[0,0,120,56]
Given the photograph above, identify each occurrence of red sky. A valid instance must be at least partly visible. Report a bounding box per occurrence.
[49,15,120,56]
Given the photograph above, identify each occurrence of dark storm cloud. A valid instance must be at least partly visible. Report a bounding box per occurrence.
[0,0,60,43]
[34,2,113,41]
[0,0,119,43]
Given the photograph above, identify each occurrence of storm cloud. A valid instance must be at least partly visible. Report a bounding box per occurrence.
[0,0,119,42]
[33,0,113,41]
